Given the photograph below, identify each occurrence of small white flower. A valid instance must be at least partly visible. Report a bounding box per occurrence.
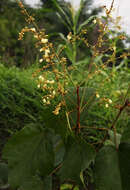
[41,38,48,43]
[39,75,44,81]
[46,58,50,62]
[93,19,97,24]
[46,80,50,83]
[37,84,40,88]
[45,49,50,54]
[108,99,112,104]
[46,80,54,84]
[46,100,50,105]
[44,53,49,58]
[49,80,55,84]
[44,49,50,58]
[43,98,47,103]
[34,34,38,39]
[40,48,44,52]
[43,84,47,88]
[52,90,56,95]
[53,110,59,115]
[96,93,100,98]
[105,104,109,108]
[31,28,36,32]
[39,58,43,63]
[67,33,72,40]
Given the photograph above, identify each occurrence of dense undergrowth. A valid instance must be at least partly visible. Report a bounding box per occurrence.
[0,64,44,154]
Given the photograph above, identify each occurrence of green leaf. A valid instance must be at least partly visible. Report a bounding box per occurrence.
[54,136,65,166]
[94,146,122,190]
[121,127,130,144]
[19,176,44,190]
[119,143,130,190]
[64,45,74,63]
[0,162,8,184]
[43,108,68,138]
[59,138,96,183]
[20,176,52,190]
[43,176,52,190]
[52,0,72,28]
[77,15,97,33]
[3,124,54,189]
[108,130,121,148]
[56,12,71,31]
[94,144,130,190]
[73,0,84,32]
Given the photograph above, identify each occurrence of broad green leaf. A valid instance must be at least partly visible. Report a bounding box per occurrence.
[121,127,130,144]
[43,176,52,190]
[108,130,121,148]
[118,143,130,190]
[94,144,130,190]
[20,175,52,190]
[54,139,65,166]
[119,126,130,189]
[0,162,8,184]
[19,176,44,190]
[59,138,96,183]
[3,124,54,189]
[42,107,68,138]
[94,146,122,190]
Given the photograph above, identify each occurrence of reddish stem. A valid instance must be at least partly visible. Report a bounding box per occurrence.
[111,99,129,150]
[111,99,129,130]
[97,99,129,151]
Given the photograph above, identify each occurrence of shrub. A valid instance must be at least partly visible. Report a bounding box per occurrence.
[0,64,45,152]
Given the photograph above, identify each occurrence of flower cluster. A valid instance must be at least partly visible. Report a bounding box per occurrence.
[17,0,128,118]
[17,2,69,115]
[37,75,56,105]
[96,92,113,108]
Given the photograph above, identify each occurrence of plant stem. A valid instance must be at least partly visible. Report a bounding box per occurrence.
[72,14,77,64]
[76,86,81,134]
[111,99,129,150]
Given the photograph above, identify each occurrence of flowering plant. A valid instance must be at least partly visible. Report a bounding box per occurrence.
[2,0,130,190]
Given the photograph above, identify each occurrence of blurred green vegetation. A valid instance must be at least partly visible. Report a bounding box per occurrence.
[0,0,129,67]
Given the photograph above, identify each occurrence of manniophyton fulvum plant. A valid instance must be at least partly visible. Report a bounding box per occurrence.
[2,0,130,190]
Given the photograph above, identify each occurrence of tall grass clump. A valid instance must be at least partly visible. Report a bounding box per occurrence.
[1,0,130,190]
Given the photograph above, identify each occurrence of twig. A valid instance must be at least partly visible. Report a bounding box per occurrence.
[49,163,62,176]
[76,86,81,134]
[111,99,129,150]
